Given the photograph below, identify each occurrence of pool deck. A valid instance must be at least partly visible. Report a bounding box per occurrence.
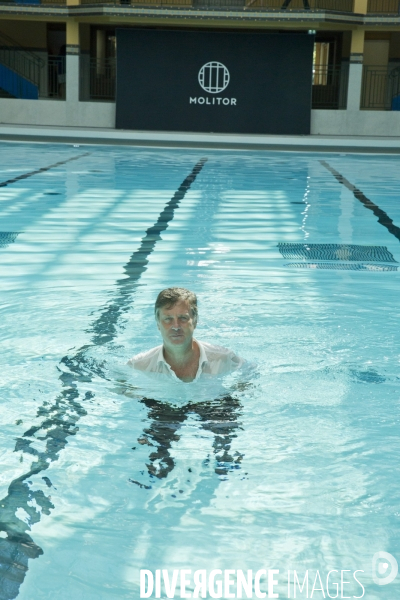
[1,124,400,153]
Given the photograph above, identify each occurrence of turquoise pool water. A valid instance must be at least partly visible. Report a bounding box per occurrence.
[1,143,400,599]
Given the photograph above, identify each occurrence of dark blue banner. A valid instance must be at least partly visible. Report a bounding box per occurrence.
[116,28,314,135]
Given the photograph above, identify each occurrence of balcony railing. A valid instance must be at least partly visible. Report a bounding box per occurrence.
[78,0,354,10]
[361,65,400,110]
[249,0,354,9]
[312,63,349,109]
[6,0,400,10]
[80,57,115,101]
[4,0,66,4]
[47,56,66,99]
[0,0,361,9]
[367,0,400,12]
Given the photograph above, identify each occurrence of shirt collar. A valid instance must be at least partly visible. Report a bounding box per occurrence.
[197,339,209,368]
[156,339,209,368]
[156,344,167,365]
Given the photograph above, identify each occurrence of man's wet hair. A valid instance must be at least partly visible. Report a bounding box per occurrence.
[155,287,198,323]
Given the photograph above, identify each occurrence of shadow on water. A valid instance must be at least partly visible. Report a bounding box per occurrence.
[127,394,244,483]
[0,158,207,600]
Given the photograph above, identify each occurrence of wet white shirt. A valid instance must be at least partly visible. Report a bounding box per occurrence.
[127,339,243,382]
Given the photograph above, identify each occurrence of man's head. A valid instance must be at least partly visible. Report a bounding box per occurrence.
[155,288,198,351]
[155,288,198,324]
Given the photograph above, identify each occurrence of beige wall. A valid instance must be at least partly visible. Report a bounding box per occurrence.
[364,40,390,66]
[363,32,400,62]
[0,20,47,50]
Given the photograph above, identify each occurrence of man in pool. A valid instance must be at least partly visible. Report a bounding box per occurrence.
[128,287,243,382]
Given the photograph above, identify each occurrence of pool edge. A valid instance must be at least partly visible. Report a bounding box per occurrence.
[1,125,400,154]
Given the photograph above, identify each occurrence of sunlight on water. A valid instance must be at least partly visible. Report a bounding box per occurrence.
[0,143,399,600]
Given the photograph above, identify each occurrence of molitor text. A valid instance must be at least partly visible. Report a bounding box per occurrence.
[189,97,237,105]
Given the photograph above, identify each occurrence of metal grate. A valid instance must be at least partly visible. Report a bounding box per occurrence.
[285,262,398,271]
[0,232,19,248]
[278,243,397,263]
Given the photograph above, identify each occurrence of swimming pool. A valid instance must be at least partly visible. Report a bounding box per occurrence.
[1,143,400,600]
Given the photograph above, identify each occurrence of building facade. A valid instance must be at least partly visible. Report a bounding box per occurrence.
[0,0,400,135]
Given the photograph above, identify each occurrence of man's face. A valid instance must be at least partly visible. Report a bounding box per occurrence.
[157,299,196,349]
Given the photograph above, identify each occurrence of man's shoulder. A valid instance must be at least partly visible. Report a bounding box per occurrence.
[198,340,242,365]
[127,345,163,371]
[196,339,243,376]
[198,340,233,358]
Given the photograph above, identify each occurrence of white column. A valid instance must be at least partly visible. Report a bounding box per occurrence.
[347,57,363,111]
[66,48,79,103]
[346,28,365,112]
[66,47,80,124]
[65,19,80,124]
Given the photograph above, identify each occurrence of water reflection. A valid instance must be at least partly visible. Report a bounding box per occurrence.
[136,394,243,480]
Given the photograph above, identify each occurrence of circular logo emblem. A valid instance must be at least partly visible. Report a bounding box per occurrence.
[198,62,230,94]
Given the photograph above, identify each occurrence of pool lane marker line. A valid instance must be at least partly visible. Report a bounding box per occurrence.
[88,156,209,345]
[0,157,208,598]
[0,232,19,248]
[0,152,90,188]
[320,160,400,243]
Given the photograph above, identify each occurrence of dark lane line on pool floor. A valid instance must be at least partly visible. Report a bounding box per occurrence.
[0,153,90,188]
[87,157,208,345]
[320,160,400,243]
[0,157,208,600]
